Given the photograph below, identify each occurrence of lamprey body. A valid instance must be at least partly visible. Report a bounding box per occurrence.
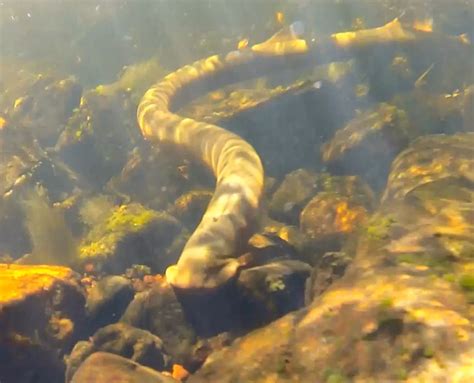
[137,19,470,291]
[137,24,309,291]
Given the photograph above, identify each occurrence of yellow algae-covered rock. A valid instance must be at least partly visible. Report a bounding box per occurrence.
[0,264,86,383]
[190,263,474,382]
[0,263,77,305]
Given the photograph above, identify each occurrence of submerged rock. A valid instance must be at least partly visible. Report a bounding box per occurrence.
[0,121,84,259]
[0,264,86,383]
[244,218,307,267]
[66,323,170,382]
[380,133,474,303]
[71,352,178,383]
[78,203,185,274]
[299,192,369,254]
[393,89,471,137]
[269,169,320,224]
[382,133,474,204]
[85,275,134,331]
[322,102,410,190]
[106,145,214,211]
[121,279,197,368]
[269,170,374,226]
[170,189,213,230]
[55,58,168,192]
[237,260,312,328]
[0,66,82,147]
[304,251,352,304]
[56,86,141,188]
[186,133,474,382]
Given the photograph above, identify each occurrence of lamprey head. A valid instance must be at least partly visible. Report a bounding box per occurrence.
[165,251,241,291]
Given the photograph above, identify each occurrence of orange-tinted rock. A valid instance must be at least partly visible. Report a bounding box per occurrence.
[0,264,86,383]
[300,192,368,238]
[270,170,374,226]
[297,176,373,257]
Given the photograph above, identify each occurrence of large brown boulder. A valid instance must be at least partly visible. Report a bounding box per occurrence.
[71,352,178,383]
[187,133,474,382]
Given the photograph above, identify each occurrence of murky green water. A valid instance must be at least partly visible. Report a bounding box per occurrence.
[1,1,473,383]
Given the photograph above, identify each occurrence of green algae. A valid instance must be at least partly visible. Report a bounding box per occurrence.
[458,274,474,291]
[393,367,408,380]
[379,296,394,310]
[78,202,184,273]
[422,345,435,358]
[267,278,286,292]
[67,107,94,144]
[322,368,348,383]
[396,252,453,275]
[366,214,395,240]
[79,203,160,261]
[104,205,156,233]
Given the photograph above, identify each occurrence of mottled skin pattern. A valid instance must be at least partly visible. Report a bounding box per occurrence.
[137,19,465,292]
[137,25,308,290]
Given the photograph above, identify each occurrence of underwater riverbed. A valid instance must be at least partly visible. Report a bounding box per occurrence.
[1,1,473,382]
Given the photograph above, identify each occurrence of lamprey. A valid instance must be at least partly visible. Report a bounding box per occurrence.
[137,24,308,290]
[137,18,470,291]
